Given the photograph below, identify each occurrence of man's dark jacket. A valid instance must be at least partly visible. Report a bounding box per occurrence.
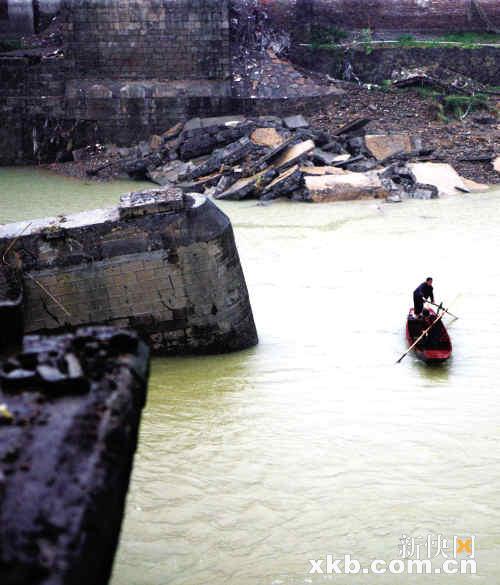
[414,282,434,303]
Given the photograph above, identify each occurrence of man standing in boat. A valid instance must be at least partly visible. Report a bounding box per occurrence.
[413,277,434,317]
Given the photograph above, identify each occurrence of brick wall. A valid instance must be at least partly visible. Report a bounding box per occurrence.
[64,0,231,80]
[0,192,258,355]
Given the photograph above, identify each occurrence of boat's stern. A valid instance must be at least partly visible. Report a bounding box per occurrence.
[422,349,452,364]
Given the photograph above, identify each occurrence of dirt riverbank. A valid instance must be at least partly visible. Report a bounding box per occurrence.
[310,81,499,185]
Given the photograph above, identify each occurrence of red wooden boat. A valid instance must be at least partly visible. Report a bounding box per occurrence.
[406,308,452,364]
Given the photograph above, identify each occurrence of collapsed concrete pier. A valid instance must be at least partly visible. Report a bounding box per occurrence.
[0,327,150,585]
[0,189,258,355]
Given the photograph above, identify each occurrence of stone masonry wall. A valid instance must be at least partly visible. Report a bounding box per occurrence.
[0,0,62,36]
[64,0,231,80]
[0,0,34,36]
[1,0,497,163]
[0,51,236,161]
[264,0,500,40]
[0,55,339,161]
[0,191,258,355]
[0,0,236,162]
[0,54,72,164]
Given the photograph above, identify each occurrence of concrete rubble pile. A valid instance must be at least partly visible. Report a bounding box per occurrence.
[87,114,488,204]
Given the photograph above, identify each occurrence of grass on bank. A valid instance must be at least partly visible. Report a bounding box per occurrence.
[402,86,494,121]
[431,93,492,121]
[394,31,500,49]
[311,29,500,51]
[0,38,23,52]
[377,81,497,121]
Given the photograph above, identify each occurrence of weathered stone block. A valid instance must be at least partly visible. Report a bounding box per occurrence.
[119,187,185,219]
[305,171,390,202]
[365,134,421,161]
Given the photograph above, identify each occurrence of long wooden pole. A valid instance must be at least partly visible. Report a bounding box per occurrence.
[425,300,459,320]
[1,223,32,264]
[396,309,446,364]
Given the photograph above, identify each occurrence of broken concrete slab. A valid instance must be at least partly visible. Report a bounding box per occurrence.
[120,150,165,178]
[408,162,468,196]
[181,118,202,133]
[333,154,366,169]
[334,117,372,136]
[216,175,257,201]
[216,169,276,201]
[284,115,310,130]
[331,154,350,163]
[365,134,421,161]
[182,137,255,181]
[251,127,284,147]
[246,136,293,173]
[179,120,255,161]
[305,171,389,202]
[150,134,164,150]
[261,165,304,201]
[462,178,491,192]
[345,159,378,173]
[321,139,345,154]
[162,122,184,140]
[312,148,348,166]
[294,128,331,148]
[272,140,315,172]
[148,160,189,186]
[214,173,238,196]
[300,166,348,176]
[177,172,223,194]
[0,327,150,585]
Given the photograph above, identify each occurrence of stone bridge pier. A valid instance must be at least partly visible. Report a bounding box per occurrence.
[0,189,259,355]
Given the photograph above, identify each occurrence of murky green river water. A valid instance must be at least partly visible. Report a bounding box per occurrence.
[1,167,500,584]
